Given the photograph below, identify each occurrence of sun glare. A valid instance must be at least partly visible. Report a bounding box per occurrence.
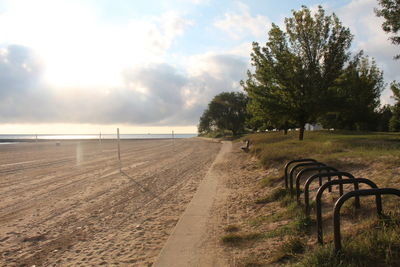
[0,0,168,90]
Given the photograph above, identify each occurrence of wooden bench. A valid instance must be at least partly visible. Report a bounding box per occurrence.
[241,140,250,152]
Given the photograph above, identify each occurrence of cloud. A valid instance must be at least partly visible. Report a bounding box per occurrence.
[0,45,43,96]
[0,1,193,88]
[335,0,400,105]
[0,45,249,126]
[190,0,210,5]
[165,52,248,124]
[214,2,271,41]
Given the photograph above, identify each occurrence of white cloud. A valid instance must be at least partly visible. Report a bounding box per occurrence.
[190,0,210,5]
[0,0,193,89]
[336,0,400,105]
[0,44,249,126]
[214,2,271,41]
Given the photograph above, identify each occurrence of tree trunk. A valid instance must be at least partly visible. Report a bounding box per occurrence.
[284,128,288,135]
[299,126,305,141]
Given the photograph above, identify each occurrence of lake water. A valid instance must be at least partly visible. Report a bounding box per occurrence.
[0,133,197,141]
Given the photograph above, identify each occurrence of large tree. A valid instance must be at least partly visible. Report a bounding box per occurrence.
[242,6,353,140]
[375,0,400,59]
[320,53,385,130]
[198,92,248,136]
[389,81,400,131]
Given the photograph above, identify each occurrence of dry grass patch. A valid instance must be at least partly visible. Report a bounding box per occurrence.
[232,131,400,265]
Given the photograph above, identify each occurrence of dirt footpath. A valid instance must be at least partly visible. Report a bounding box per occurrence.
[154,141,232,267]
[0,138,221,267]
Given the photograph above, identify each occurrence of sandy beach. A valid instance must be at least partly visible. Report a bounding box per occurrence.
[0,138,221,266]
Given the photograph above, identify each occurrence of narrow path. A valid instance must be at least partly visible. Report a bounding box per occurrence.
[154,141,232,267]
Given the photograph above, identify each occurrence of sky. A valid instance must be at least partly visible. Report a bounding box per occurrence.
[0,0,398,134]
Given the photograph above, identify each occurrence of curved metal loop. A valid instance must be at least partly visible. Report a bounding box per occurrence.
[316,178,380,245]
[296,166,338,203]
[304,171,358,216]
[289,162,326,196]
[284,159,317,189]
[334,188,400,252]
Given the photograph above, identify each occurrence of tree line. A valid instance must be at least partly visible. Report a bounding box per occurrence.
[198,3,400,140]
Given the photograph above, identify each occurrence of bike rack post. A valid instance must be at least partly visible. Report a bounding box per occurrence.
[296,166,338,203]
[289,162,325,196]
[304,171,359,216]
[284,159,317,189]
[333,188,400,252]
[316,178,380,245]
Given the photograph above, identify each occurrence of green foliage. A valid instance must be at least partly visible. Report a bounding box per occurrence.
[389,109,400,131]
[198,92,248,136]
[242,6,353,140]
[375,0,400,59]
[390,82,400,131]
[320,52,385,131]
[376,104,393,132]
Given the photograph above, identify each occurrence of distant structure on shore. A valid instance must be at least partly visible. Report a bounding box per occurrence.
[305,123,323,131]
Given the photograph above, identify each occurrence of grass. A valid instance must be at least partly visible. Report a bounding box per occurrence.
[255,188,288,204]
[224,225,240,232]
[221,232,264,246]
[248,130,400,170]
[296,216,400,266]
[271,237,306,263]
[237,130,400,265]
[264,214,314,238]
[260,174,283,187]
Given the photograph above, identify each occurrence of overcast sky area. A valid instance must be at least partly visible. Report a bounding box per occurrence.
[0,0,399,134]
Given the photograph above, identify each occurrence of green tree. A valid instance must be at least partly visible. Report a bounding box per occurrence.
[320,53,385,130]
[375,0,400,59]
[376,104,393,131]
[244,86,294,134]
[198,92,248,136]
[389,81,400,131]
[242,6,353,140]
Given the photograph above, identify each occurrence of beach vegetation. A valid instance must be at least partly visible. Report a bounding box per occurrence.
[389,81,400,131]
[221,232,263,246]
[200,6,396,141]
[318,52,385,131]
[236,131,400,265]
[241,6,353,140]
[270,237,306,263]
[198,91,248,136]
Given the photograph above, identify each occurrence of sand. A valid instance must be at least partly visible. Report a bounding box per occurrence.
[0,138,221,267]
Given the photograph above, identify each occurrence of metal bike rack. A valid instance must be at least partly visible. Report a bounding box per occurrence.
[333,188,400,252]
[289,162,326,196]
[296,166,338,203]
[304,171,360,216]
[316,178,381,245]
[284,159,317,189]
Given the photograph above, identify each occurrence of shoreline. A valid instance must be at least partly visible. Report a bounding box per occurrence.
[0,137,198,143]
